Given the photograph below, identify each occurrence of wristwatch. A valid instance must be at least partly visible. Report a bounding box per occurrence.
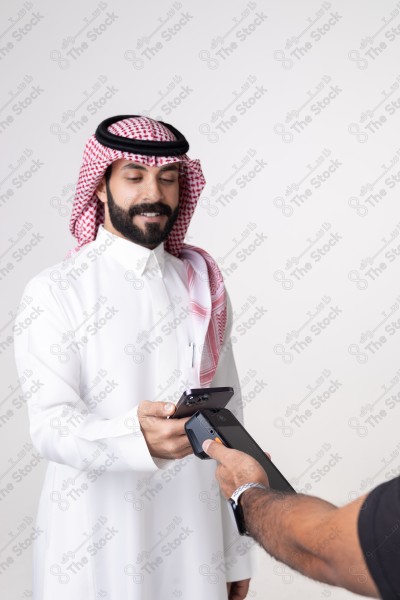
[229,483,267,535]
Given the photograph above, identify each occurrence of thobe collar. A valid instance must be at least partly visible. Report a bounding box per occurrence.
[95,225,166,277]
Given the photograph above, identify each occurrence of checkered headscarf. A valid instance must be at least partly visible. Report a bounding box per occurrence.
[69,116,227,386]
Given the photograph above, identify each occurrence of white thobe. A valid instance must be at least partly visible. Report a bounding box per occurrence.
[14,225,253,600]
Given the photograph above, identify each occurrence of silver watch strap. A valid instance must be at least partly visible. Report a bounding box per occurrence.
[230,482,267,505]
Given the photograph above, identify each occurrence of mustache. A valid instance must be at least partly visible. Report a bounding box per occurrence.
[128,202,173,218]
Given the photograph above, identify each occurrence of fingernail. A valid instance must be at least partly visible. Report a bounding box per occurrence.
[164,403,174,412]
[202,439,211,452]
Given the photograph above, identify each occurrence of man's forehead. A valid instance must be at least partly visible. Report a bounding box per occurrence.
[114,159,180,172]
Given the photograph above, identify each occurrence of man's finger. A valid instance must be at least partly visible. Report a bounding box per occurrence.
[138,400,176,418]
[202,438,230,461]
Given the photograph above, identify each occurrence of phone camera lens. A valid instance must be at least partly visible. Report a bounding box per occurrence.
[209,429,214,434]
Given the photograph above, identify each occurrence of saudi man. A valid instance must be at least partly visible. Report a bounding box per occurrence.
[14,116,253,599]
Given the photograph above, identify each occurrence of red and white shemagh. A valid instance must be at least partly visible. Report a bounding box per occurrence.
[69,116,227,386]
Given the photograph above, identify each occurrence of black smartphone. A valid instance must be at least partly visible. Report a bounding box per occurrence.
[185,408,295,493]
[169,387,234,419]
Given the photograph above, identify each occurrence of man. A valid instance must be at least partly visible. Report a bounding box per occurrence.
[203,438,400,599]
[14,116,252,599]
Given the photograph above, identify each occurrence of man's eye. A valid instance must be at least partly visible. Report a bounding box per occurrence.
[126,177,141,182]
[161,178,176,183]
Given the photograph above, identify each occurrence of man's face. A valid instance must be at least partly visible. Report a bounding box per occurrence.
[96,159,180,249]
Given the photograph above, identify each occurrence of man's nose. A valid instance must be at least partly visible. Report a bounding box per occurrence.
[144,177,163,200]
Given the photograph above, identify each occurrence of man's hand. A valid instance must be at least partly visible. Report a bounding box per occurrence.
[138,401,192,459]
[203,439,269,498]
[227,578,250,599]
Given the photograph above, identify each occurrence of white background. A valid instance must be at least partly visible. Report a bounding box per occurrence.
[1,0,400,598]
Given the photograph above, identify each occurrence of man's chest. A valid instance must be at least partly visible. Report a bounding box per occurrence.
[60,263,199,403]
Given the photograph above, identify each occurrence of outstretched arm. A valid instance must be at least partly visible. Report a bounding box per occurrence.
[203,440,379,598]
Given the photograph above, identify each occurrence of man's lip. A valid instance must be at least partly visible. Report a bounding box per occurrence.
[133,213,167,221]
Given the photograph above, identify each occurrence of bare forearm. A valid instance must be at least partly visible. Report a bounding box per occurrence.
[240,488,379,597]
[241,488,341,582]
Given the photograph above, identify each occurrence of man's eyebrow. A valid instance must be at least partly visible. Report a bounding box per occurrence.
[159,164,179,172]
[121,163,147,171]
[120,163,179,172]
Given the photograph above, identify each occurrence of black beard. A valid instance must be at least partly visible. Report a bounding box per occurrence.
[105,180,179,248]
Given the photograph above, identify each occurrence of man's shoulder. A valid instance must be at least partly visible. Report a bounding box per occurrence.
[21,242,96,296]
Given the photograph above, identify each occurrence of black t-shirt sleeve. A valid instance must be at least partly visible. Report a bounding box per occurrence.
[358,476,400,599]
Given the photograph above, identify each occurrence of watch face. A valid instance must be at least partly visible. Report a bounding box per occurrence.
[230,499,248,536]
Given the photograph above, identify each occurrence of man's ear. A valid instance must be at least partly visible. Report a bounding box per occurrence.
[96,177,107,204]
